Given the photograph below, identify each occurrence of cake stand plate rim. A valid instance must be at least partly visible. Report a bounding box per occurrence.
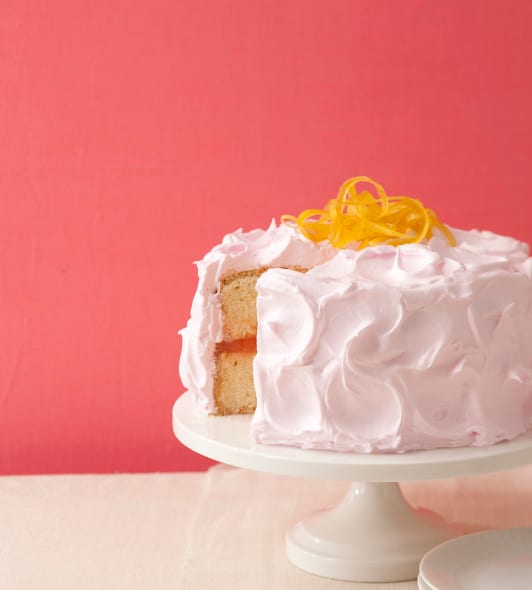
[173,391,532,481]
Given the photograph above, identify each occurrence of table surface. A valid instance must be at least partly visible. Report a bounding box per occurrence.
[2,464,532,589]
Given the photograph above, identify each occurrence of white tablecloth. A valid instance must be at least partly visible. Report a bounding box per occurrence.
[1,464,532,589]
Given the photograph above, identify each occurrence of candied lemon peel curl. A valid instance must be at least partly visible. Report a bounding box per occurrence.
[281,176,456,250]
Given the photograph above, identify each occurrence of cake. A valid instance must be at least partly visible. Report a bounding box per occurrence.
[179,177,532,452]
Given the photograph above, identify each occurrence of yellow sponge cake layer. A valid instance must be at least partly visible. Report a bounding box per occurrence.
[213,266,308,415]
[213,350,256,415]
[220,269,267,341]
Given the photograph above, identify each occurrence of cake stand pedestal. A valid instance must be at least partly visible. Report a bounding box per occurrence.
[173,392,532,583]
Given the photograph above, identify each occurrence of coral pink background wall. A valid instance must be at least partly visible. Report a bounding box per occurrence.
[2,1,532,474]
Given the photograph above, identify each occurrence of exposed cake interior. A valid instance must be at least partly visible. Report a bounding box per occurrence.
[213,267,305,415]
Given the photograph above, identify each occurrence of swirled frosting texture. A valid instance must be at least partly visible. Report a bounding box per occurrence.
[251,229,532,452]
[179,221,336,412]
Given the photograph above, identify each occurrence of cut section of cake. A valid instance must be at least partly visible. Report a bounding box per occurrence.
[213,266,308,414]
[213,268,264,415]
[179,222,336,415]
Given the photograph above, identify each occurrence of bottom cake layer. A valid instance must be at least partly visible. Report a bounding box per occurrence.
[213,351,256,415]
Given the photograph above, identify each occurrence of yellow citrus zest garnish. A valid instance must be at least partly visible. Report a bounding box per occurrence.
[281,176,456,250]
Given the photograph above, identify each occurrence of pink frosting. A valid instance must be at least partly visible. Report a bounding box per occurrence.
[250,228,532,452]
[178,221,336,412]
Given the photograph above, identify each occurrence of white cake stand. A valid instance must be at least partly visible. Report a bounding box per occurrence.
[173,392,532,583]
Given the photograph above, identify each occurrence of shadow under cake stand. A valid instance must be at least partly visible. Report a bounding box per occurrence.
[173,392,532,583]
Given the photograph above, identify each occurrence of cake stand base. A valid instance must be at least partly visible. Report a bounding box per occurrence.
[173,392,532,583]
[286,481,455,582]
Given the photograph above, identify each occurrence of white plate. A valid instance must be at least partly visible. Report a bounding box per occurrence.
[417,575,432,590]
[420,527,532,590]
